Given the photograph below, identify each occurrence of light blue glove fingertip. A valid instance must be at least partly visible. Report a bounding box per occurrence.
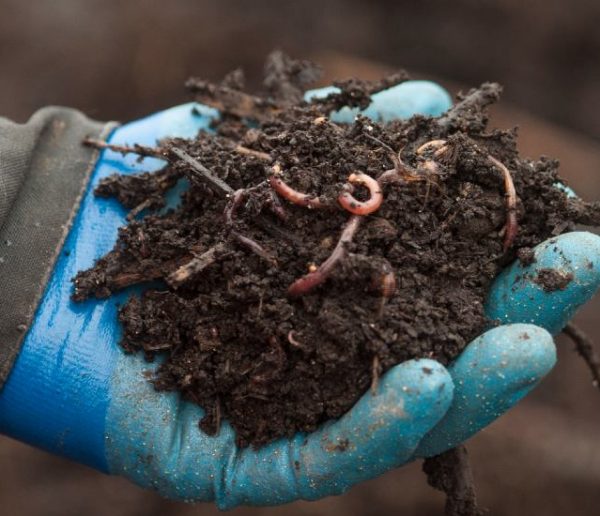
[305,80,452,123]
[220,358,453,508]
[414,324,555,458]
[486,232,600,335]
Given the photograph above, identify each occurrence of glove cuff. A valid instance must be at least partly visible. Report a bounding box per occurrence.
[0,107,116,388]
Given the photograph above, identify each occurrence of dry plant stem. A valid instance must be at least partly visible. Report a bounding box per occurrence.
[338,172,384,215]
[423,445,483,516]
[83,138,166,160]
[488,155,518,252]
[167,243,230,287]
[169,146,234,197]
[416,139,448,155]
[185,78,281,122]
[269,164,326,209]
[437,82,503,129]
[563,323,600,391]
[287,215,362,296]
[370,355,380,394]
[234,145,273,162]
[231,231,278,267]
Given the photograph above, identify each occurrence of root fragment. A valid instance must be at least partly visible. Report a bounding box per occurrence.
[167,243,229,287]
[234,145,273,162]
[423,445,484,516]
[563,323,600,391]
[232,231,278,267]
[83,138,166,160]
[488,155,518,252]
[287,215,361,296]
[169,146,233,197]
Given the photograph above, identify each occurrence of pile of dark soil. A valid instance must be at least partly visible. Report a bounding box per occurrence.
[75,53,600,453]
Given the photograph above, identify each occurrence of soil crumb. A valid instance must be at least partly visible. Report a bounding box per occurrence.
[75,51,600,448]
[535,268,574,292]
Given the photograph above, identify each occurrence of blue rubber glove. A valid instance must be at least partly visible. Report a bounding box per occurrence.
[1,81,599,508]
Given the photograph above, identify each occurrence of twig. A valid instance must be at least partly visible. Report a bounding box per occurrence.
[563,323,600,391]
[83,138,166,159]
[287,215,361,296]
[437,82,503,130]
[370,355,381,394]
[231,231,278,267]
[423,445,484,516]
[168,146,233,198]
[167,243,229,287]
[234,145,273,162]
[185,78,281,122]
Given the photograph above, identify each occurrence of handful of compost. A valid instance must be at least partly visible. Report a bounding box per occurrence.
[78,56,600,450]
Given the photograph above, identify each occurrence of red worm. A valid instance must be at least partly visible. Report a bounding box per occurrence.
[338,172,383,215]
[287,215,362,297]
[269,164,324,209]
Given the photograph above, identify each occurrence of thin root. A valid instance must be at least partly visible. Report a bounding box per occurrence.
[232,231,278,267]
[338,172,384,215]
[287,215,361,296]
[563,323,600,391]
[83,138,166,160]
[234,145,273,162]
[488,155,518,252]
[167,243,229,287]
[370,355,381,394]
[423,445,484,516]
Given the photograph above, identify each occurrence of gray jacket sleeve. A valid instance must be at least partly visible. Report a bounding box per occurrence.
[0,107,115,387]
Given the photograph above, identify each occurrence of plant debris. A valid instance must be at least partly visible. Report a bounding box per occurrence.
[423,446,484,516]
[75,53,600,455]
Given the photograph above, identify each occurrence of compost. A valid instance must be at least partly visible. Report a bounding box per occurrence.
[75,52,600,514]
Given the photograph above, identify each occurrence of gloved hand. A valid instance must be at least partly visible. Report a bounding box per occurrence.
[1,81,599,508]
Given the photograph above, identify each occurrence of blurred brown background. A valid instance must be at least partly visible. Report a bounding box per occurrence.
[1,1,599,515]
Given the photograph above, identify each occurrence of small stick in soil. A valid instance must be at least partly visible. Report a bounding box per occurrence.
[437,82,503,130]
[287,215,362,296]
[234,145,273,162]
[423,445,484,516]
[269,163,326,209]
[338,172,384,215]
[83,138,166,160]
[167,243,229,287]
[488,155,518,252]
[563,323,600,391]
[231,231,278,267]
[168,146,234,198]
[372,264,396,319]
[370,355,381,394]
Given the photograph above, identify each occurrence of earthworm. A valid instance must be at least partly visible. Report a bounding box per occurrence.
[338,172,383,215]
[224,189,247,226]
[416,139,448,155]
[488,155,518,252]
[287,215,362,296]
[269,163,325,209]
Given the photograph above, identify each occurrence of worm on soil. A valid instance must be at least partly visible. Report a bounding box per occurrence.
[287,215,362,296]
[338,172,384,215]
